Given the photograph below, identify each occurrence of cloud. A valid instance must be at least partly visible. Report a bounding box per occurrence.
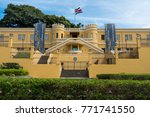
[0,0,150,28]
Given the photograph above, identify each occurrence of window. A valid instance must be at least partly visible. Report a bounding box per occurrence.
[118,48,121,51]
[0,34,4,41]
[101,35,105,40]
[125,34,132,40]
[147,34,150,40]
[18,34,25,40]
[126,48,133,51]
[61,33,63,38]
[30,34,34,40]
[56,33,59,38]
[107,58,113,64]
[116,34,120,41]
[72,45,78,51]
[45,34,49,40]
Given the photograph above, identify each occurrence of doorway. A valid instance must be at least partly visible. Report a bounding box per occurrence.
[70,32,79,38]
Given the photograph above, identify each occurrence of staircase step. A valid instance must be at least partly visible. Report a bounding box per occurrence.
[37,56,49,64]
[61,69,89,78]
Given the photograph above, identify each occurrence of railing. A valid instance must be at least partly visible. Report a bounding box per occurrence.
[65,28,85,31]
[61,61,88,70]
[0,42,9,47]
[12,42,33,48]
[91,57,116,64]
[118,49,139,59]
[46,38,70,53]
[140,39,150,47]
[80,38,104,53]
[11,50,31,58]
[56,38,93,42]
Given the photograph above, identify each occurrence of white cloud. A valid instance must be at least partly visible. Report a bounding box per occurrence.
[0,0,150,28]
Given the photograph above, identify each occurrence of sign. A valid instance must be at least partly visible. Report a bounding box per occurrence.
[73,57,77,62]
[34,21,46,53]
[105,24,116,52]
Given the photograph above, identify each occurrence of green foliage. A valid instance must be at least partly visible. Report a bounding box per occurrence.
[96,74,150,80]
[1,4,44,27]
[0,78,150,100]
[13,52,30,58]
[0,4,83,28]
[0,69,28,76]
[0,62,23,69]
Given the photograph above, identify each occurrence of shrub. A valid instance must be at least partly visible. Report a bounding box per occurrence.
[0,69,28,76]
[13,52,30,58]
[0,62,23,69]
[0,78,150,100]
[96,74,150,80]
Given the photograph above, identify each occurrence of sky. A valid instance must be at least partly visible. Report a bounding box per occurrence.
[0,0,150,28]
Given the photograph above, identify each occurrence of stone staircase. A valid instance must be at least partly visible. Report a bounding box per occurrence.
[37,55,49,64]
[61,69,89,78]
[46,38,104,54]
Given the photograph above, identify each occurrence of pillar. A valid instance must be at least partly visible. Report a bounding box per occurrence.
[137,38,141,48]
[88,53,92,65]
[56,53,60,65]
[30,46,34,59]
[9,37,13,48]
[78,44,80,50]
[115,46,118,59]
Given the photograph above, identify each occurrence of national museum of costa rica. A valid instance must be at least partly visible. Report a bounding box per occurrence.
[0,22,150,78]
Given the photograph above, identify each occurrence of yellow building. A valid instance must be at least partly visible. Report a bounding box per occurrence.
[0,23,150,78]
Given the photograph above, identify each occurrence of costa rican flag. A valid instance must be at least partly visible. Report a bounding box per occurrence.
[75,7,83,15]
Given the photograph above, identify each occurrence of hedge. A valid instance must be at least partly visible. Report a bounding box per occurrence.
[0,69,29,76]
[0,78,150,100]
[0,62,23,69]
[97,74,150,80]
[13,52,30,58]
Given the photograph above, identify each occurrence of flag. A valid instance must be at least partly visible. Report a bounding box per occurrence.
[75,7,83,15]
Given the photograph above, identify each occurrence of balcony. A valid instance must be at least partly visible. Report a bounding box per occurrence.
[12,42,32,48]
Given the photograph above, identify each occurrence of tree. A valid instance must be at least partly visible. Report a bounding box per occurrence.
[0,4,44,27]
[0,3,84,28]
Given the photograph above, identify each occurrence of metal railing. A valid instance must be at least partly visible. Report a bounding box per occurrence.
[0,42,9,47]
[61,61,88,70]
[140,39,150,47]
[118,48,139,59]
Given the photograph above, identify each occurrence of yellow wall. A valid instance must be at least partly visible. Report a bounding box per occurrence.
[1,26,150,49]
[0,47,60,78]
[89,47,150,78]
[1,46,150,78]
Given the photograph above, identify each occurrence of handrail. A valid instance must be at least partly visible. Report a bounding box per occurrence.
[46,38,70,53]
[80,39,104,54]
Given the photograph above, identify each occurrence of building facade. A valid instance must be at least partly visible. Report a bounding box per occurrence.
[0,23,150,78]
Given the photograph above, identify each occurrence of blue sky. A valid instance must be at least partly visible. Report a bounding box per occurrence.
[0,0,150,28]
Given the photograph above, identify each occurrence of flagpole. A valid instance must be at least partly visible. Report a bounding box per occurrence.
[74,13,76,24]
[74,7,82,25]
